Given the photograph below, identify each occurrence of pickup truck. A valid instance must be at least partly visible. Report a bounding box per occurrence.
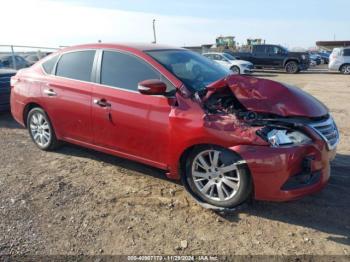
[228,44,310,74]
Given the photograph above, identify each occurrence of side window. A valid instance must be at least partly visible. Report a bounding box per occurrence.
[204,54,212,60]
[56,51,95,81]
[268,46,280,54]
[101,51,162,91]
[343,49,350,56]
[15,56,24,62]
[213,54,222,60]
[254,46,266,54]
[42,55,59,74]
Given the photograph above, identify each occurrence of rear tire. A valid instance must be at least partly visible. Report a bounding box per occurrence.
[340,64,350,74]
[27,107,60,151]
[231,66,240,75]
[185,145,252,208]
[285,61,299,74]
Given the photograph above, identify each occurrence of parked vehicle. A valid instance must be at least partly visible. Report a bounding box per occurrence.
[11,43,339,208]
[329,47,350,74]
[202,52,253,74]
[24,53,51,66]
[228,44,310,74]
[0,55,30,70]
[0,69,17,111]
[318,52,330,64]
[25,54,41,66]
[309,53,322,66]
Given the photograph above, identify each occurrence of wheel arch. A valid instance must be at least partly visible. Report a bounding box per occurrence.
[178,143,251,179]
[284,59,299,67]
[178,143,255,206]
[23,102,46,127]
[340,63,350,72]
[230,65,241,72]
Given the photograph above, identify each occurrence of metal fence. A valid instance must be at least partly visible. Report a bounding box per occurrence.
[0,45,60,70]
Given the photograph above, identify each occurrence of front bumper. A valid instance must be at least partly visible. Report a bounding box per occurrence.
[231,141,335,202]
[299,63,309,71]
[242,64,254,74]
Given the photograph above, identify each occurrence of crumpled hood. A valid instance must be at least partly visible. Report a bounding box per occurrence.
[207,75,328,117]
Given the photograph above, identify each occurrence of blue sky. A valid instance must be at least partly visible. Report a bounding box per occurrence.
[3,0,350,48]
[59,0,349,21]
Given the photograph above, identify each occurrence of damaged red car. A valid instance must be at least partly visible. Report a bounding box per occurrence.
[10,43,339,208]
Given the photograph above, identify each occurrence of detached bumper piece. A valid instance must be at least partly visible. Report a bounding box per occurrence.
[281,156,321,190]
[281,171,321,190]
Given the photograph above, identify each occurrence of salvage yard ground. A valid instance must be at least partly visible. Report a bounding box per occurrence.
[0,68,349,256]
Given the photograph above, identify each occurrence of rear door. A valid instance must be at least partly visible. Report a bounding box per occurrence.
[252,45,269,66]
[343,48,350,63]
[91,50,175,166]
[41,50,96,143]
[267,46,285,67]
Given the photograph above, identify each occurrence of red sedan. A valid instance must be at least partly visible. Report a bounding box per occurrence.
[10,43,339,208]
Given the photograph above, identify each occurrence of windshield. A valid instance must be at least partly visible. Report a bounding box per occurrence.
[146,50,230,92]
[222,53,236,60]
[280,46,289,52]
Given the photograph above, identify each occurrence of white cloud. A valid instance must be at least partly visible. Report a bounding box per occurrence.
[1,0,216,47]
[1,0,348,49]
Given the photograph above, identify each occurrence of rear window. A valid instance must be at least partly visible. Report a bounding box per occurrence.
[42,55,58,74]
[56,51,95,81]
[254,45,266,54]
[343,49,350,56]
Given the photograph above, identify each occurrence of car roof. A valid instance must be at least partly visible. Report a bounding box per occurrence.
[60,43,185,53]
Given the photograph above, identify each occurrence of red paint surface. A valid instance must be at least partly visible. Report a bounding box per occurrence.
[10,43,336,201]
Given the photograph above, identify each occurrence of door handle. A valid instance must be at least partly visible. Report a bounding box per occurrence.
[43,89,57,96]
[94,98,111,107]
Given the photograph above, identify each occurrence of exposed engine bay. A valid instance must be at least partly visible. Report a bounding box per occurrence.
[199,85,329,126]
[192,84,332,147]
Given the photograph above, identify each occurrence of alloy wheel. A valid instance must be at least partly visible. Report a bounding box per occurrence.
[29,112,51,148]
[231,66,240,74]
[286,62,298,73]
[191,149,241,202]
[343,65,350,74]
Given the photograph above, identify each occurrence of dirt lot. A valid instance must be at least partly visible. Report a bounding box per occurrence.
[0,69,349,257]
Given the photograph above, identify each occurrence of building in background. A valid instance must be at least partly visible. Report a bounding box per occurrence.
[316,41,350,51]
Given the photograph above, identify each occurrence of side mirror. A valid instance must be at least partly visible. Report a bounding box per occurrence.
[138,79,167,95]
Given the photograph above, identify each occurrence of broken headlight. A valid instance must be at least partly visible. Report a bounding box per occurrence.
[267,129,311,147]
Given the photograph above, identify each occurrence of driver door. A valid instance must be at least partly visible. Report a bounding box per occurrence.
[92,50,176,166]
[268,46,285,67]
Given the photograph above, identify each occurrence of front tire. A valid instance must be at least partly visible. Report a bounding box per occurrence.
[231,66,240,75]
[185,146,252,208]
[340,64,350,74]
[27,107,60,151]
[285,61,299,74]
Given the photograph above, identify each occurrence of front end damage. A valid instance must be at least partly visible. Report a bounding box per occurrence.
[183,75,339,203]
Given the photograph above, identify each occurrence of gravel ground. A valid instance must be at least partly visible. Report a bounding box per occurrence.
[0,69,349,256]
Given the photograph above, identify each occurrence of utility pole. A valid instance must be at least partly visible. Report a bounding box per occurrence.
[152,19,157,44]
